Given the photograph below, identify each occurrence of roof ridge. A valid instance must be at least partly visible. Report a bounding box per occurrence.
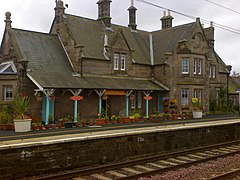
[65,13,150,33]
[12,28,58,37]
[152,21,195,34]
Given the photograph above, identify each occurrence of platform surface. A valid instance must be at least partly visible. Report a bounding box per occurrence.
[0,114,239,149]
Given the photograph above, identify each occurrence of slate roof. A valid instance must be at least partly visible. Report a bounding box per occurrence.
[214,51,229,74]
[10,28,167,91]
[229,77,240,94]
[43,76,167,91]
[11,28,74,86]
[65,14,151,65]
[152,22,195,64]
[65,14,106,60]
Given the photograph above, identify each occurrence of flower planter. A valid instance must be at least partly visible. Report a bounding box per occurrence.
[171,114,178,120]
[121,117,130,124]
[64,122,75,128]
[95,118,106,126]
[152,116,163,123]
[14,119,32,132]
[192,111,203,118]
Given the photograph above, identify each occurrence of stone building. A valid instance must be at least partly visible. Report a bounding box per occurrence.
[0,0,231,123]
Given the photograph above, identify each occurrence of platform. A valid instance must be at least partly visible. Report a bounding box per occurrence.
[1,114,240,179]
[0,114,239,150]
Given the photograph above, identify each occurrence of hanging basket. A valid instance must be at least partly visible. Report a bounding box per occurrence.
[36,96,42,101]
[50,96,56,101]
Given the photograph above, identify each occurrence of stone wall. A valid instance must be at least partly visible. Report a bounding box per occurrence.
[1,122,240,179]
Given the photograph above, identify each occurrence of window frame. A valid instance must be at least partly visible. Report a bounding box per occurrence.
[193,89,203,103]
[181,89,189,107]
[114,53,119,70]
[4,86,13,101]
[212,65,216,78]
[182,58,189,74]
[198,59,202,75]
[130,94,136,109]
[193,58,197,75]
[209,65,216,79]
[120,54,126,71]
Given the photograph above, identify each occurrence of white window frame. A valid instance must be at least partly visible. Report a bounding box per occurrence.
[193,58,197,75]
[209,65,212,78]
[193,89,198,98]
[182,58,189,74]
[114,53,119,70]
[212,65,216,78]
[120,54,126,71]
[193,89,203,103]
[4,86,13,101]
[181,89,189,107]
[198,59,202,75]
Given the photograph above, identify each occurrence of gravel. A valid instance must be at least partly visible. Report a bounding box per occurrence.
[138,154,240,180]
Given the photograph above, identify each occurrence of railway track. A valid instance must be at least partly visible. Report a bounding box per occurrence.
[207,168,240,180]
[30,140,240,180]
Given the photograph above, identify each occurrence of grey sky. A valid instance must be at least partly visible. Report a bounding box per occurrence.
[1,0,239,72]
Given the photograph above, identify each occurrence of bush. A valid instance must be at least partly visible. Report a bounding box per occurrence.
[209,100,217,112]
[0,112,10,124]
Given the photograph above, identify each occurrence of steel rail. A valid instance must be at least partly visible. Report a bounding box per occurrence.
[207,168,240,180]
[28,140,240,180]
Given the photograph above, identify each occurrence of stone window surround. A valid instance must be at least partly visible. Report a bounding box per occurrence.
[181,88,189,107]
[3,85,13,101]
[113,52,126,71]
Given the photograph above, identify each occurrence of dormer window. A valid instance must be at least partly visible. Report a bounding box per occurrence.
[120,54,126,71]
[114,53,126,71]
[114,53,119,70]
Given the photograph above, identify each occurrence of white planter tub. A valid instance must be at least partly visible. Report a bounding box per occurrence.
[14,119,32,132]
[192,111,203,119]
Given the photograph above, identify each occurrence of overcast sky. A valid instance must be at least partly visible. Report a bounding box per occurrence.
[1,0,239,72]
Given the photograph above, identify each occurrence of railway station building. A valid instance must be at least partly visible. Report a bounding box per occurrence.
[0,0,231,123]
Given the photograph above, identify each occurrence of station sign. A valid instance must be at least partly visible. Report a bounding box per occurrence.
[105,90,125,96]
[144,96,152,100]
[70,96,83,101]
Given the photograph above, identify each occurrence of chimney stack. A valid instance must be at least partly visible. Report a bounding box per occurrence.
[160,9,174,29]
[54,0,65,18]
[97,0,112,28]
[128,0,137,30]
[5,12,12,29]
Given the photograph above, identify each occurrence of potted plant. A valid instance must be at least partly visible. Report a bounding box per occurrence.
[0,105,11,130]
[82,119,87,127]
[192,98,203,118]
[111,115,118,124]
[48,114,56,129]
[12,95,32,132]
[96,112,107,126]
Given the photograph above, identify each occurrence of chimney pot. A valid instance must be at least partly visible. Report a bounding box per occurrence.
[210,21,213,27]
[97,0,112,27]
[161,10,173,29]
[128,0,137,30]
[5,12,12,28]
